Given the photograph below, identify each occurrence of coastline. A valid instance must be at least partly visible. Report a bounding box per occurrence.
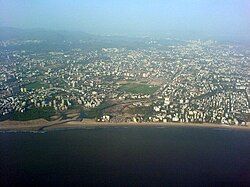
[0,119,250,132]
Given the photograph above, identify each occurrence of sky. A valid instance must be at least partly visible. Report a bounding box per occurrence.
[0,0,249,39]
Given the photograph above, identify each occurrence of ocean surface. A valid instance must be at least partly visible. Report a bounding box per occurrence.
[0,126,250,186]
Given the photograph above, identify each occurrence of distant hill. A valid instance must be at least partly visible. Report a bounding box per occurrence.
[0,27,162,51]
[0,27,94,41]
[1,27,249,45]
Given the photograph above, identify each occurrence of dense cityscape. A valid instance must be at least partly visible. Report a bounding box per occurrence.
[0,38,249,126]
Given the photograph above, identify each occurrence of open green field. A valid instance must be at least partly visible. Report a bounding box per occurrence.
[26,81,48,90]
[119,83,159,95]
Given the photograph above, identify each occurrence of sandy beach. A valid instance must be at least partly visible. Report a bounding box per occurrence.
[0,118,250,132]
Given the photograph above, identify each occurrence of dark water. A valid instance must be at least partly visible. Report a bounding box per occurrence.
[0,127,250,186]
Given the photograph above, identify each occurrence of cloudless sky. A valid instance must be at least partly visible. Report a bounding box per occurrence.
[0,0,249,39]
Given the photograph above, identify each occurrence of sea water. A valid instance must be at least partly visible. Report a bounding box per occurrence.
[0,126,250,186]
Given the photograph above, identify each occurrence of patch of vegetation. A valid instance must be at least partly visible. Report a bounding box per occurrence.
[11,107,55,121]
[128,106,153,118]
[119,83,159,95]
[83,102,115,119]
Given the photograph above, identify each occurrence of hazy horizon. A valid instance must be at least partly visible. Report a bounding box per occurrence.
[1,0,250,40]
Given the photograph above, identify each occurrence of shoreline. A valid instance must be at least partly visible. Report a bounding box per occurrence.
[0,119,250,132]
